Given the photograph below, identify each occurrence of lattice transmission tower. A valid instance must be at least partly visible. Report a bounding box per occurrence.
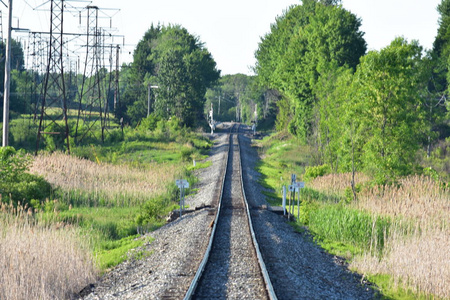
[36,0,70,154]
[75,5,106,143]
[29,32,48,121]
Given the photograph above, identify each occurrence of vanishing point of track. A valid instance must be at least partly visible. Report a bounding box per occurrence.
[184,123,277,300]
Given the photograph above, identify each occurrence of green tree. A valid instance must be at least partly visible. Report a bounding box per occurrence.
[205,74,271,125]
[0,147,51,205]
[120,24,220,126]
[428,0,450,141]
[255,0,366,141]
[350,38,427,183]
[0,39,26,117]
[10,70,33,115]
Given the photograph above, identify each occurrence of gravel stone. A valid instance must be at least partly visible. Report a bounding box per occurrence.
[79,123,377,300]
[193,133,268,299]
[239,125,377,300]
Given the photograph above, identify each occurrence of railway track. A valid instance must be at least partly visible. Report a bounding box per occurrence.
[184,124,276,300]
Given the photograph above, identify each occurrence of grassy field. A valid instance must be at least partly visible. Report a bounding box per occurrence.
[255,133,449,299]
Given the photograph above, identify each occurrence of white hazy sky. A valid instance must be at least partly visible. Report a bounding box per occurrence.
[6,0,442,75]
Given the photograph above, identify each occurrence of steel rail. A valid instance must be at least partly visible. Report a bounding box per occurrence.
[236,127,277,300]
[184,123,277,300]
[183,124,234,300]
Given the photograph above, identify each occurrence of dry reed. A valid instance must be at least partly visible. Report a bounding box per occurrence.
[0,202,96,300]
[308,172,371,196]
[350,175,450,299]
[355,175,449,225]
[307,173,449,298]
[30,152,181,206]
[351,226,449,299]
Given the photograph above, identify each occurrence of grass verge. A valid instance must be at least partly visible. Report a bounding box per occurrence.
[255,133,449,299]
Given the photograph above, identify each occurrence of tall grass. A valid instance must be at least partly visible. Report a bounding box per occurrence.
[30,152,181,207]
[307,205,391,252]
[351,226,449,299]
[308,174,449,299]
[308,172,371,197]
[0,203,96,300]
[257,133,450,298]
[355,175,448,225]
[350,175,449,299]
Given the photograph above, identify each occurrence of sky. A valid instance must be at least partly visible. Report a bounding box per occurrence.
[4,0,443,75]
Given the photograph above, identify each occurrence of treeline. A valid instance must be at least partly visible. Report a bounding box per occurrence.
[204,74,279,127]
[255,0,449,183]
[118,24,220,127]
[0,24,220,134]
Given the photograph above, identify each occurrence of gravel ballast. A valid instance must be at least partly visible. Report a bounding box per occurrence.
[80,123,377,299]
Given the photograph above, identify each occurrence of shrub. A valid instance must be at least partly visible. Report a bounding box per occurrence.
[105,128,124,144]
[0,147,52,205]
[139,114,161,131]
[136,194,175,226]
[42,122,69,152]
[10,118,38,150]
[180,147,194,161]
[304,164,331,181]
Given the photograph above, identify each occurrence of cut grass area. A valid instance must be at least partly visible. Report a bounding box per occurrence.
[186,160,212,171]
[56,206,141,241]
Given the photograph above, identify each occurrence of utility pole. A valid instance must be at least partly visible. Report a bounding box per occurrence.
[147,85,159,116]
[218,95,221,117]
[147,84,151,117]
[2,0,12,147]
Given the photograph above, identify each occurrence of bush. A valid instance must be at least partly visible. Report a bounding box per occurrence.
[139,114,161,131]
[10,118,38,150]
[0,147,52,205]
[304,164,331,181]
[180,147,194,161]
[105,128,124,144]
[136,194,175,226]
[42,122,68,152]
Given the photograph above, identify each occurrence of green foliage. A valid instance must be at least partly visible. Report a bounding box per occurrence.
[121,24,220,127]
[135,194,175,226]
[180,147,195,161]
[419,137,450,182]
[255,0,366,141]
[186,160,212,171]
[9,118,38,150]
[0,147,52,205]
[40,121,71,153]
[139,113,161,131]
[205,74,273,125]
[351,38,427,183]
[304,204,391,253]
[365,274,439,300]
[95,235,150,271]
[303,164,330,181]
[312,38,429,183]
[0,146,29,181]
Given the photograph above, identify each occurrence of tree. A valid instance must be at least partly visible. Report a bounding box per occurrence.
[205,74,271,125]
[428,0,450,142]
[120,24,220,126]
[0,39,26,117]
[255,0,366,141]
[349,38,427,183]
